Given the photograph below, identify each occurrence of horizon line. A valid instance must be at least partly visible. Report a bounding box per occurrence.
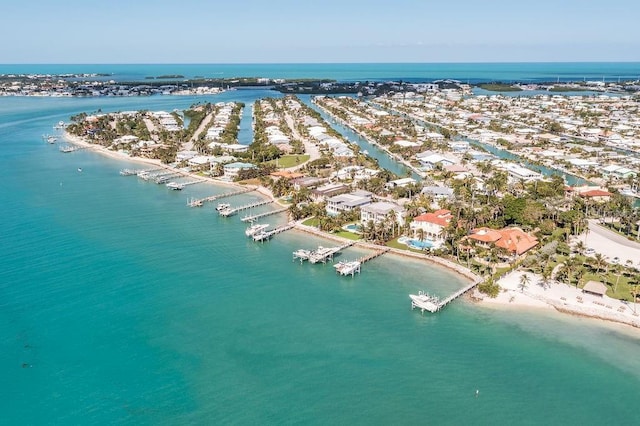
[2,61,640,66]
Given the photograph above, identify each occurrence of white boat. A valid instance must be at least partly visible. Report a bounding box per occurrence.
[44,135,57,144]
[245,223,269,237]
[409,291,440,313]
[334,260,361,276]
[293,249,312,261]
[166,182,185,190]
[59,145,77,153]
[216,203,231,212]
[53,121,65,130]
[252,231,271,241]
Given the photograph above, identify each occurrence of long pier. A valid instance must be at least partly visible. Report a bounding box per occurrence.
[435,280,481,311]
[241,206,289,223]
[187,187,255,207]
[411,279,481,313]
[219,200,273,217]
[358,248,389,264]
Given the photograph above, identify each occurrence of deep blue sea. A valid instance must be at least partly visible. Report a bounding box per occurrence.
[2,64,640,424]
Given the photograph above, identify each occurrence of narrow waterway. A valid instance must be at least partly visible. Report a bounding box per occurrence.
[298,95,417,179]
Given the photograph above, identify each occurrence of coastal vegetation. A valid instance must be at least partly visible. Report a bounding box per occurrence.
[477,83,522,92]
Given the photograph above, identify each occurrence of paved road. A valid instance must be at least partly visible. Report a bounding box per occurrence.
[583,219,640,267]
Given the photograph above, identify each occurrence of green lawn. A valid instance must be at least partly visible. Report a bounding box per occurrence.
[302,218,319,227]
[333,231,361,241]
[267,155,310,168]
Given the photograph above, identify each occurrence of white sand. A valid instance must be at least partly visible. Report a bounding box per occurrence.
[477,270,640,329]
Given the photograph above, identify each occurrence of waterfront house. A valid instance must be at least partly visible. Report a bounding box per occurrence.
[409,209,452,247]
[497,162,543,182]
[467,227,538,257]
[326,190,373,216]
[601,165,637,180]
[208,142,248,153]
[447,140,470,151]
[415,152,455,170]
[223,162,256,180]
[360,202,405,227]
[385,177,417,189]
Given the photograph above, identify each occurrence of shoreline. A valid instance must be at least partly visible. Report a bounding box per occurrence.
[64,131,639,332]
[293,223,480,284]
[64,131,247,191]
[474,270,640,330]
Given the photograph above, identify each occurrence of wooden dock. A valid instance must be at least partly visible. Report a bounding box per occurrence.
[358,248,389,264]
[187,187,255,207]
[219,200,273,217]
[435,280,481,311]
[410,279,481,313]
[241,206,289,223]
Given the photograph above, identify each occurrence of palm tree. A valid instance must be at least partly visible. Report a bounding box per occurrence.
[592,253,607,274]
[519,273,531,293]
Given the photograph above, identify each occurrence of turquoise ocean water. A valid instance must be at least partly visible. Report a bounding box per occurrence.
[2,64,640,424]
[1,62,639,83]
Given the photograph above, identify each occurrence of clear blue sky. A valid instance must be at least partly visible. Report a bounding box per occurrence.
[2,0,639,63]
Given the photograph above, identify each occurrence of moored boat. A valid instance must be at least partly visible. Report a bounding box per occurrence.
[166,181,185,190]
[409,291,440,313]
[245,223,269,237]
[216,202,231,212]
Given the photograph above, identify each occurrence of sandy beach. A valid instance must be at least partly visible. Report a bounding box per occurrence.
[477,270,640,329]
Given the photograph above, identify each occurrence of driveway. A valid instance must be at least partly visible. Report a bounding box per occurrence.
[582,219,640,267]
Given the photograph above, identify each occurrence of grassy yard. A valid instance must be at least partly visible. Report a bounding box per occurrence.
[267,155,310,168]
[302,217,319,227]
[333,231,361,241]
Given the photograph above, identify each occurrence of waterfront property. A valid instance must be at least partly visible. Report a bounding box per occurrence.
[325,190,373,215]
[360,201,405,227]
[467,227,538,257]
[409,209,452,248]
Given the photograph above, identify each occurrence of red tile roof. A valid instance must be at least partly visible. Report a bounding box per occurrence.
[413,209,452,227]
[579,190,612,197]
[495,228,538,255]
[469,227,538,255]
[469,227,502,243]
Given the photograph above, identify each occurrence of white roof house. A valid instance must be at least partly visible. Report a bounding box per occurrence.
[326,190,373,215]
[360,201,405,226]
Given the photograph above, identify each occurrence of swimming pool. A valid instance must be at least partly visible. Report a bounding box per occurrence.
[407,239,433,250]
[343,223,362,233]
[398,236,434,250]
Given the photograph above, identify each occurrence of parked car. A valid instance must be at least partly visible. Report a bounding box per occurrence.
[585,248,595,255]
[612,257,620,264]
